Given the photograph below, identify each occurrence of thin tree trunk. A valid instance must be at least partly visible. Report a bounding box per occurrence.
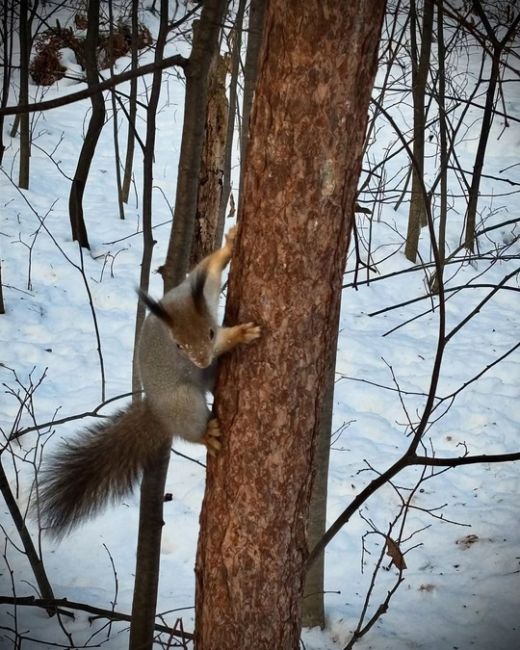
[239,0,266,197]
[8,0,20,142]
[131,0,168,394]
[194,2,385,648]
[462,2,520,251]
[0,0,14,165]
[404,0,434,263]
[121,0,138,205]
[0,460,55,611]
[302,353,335,628]
[436,0,447,284]
[68,0,105,249]
[160,0,227,291]
[9,112,20,138]
[129,4,170,648]
[108,0,125,220]
[0,259,4,314]
[463,50,501,252]
[18,0,30,189]
[128,440,171,650]
[215,0,246,248]
[189,52,229,267]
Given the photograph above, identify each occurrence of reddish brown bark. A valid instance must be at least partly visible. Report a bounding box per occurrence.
[195,2,385,648]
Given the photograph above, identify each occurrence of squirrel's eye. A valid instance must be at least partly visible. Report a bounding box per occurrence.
[176,343,182,350]
[209,328,215,341]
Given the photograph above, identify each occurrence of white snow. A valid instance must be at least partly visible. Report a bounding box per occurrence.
[0,3,519,649]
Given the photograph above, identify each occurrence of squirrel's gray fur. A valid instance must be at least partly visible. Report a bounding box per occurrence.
[36,228,259,537]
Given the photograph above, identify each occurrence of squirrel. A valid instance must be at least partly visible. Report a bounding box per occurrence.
[36,226,260,537]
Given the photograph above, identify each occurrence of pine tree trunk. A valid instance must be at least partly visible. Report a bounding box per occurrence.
[194,2,385,648]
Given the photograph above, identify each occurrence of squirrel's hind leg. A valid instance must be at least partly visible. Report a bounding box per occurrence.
[200,418,222,456]
[153,387,223,457]
[152,385,210,442]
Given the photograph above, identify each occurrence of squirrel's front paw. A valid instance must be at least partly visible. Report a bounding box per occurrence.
[237,322,261,344]
[201,418,222,457]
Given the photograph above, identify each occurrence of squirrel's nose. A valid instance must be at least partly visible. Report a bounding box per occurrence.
[192,355,212,369]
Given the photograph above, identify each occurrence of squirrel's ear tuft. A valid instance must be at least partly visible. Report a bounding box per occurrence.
[191,268,208,314]
[138,289,172,324]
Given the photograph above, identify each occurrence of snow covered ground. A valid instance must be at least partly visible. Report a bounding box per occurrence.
[0,4,519,649]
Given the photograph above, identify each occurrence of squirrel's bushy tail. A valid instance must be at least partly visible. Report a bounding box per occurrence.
[37,401,170,538]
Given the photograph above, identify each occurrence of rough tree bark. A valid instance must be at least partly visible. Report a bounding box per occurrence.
[194,2,385,648]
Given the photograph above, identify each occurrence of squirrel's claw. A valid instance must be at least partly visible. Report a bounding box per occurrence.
[239,322,261,344]
[202,418,222,456]
[225,225,237,249]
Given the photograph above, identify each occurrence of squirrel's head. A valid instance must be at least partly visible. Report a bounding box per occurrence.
[139,271,217,369]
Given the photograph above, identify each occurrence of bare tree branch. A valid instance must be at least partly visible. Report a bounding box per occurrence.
[413,451,520,467]
[0,595,194,641]
[0,55,188,117]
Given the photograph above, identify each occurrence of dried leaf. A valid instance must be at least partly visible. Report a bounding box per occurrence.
[455,534,479,549]
[385,536,407,570]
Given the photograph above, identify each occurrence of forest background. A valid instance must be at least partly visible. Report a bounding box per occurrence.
[0,1,519,649]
